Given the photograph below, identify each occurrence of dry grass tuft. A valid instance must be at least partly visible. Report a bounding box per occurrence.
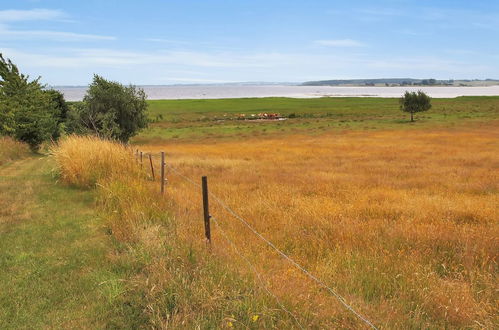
[51,135,139,188]
[0,136,31,165]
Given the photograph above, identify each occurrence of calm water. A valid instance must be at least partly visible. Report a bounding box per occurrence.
[55,85,499,101]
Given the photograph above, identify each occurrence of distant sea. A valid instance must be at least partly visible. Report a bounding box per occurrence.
[53,85,499,102]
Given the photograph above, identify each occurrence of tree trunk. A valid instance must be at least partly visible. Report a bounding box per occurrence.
[410,112,414,122]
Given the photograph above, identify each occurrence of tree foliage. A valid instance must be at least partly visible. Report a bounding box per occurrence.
[44,89,69,140]
[399,90,432,122]
[0,54,64,150]
[69,75,148,142]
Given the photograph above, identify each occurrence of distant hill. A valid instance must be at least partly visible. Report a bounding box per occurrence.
[302,78,499,87]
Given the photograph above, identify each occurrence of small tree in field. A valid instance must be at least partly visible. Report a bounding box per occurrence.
[72,75,148,142]
[399,90,432,122]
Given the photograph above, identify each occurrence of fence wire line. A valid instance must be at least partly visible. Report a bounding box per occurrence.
[151,161,303,326]
[162,162,378,329]
[211,216,304,329]
[209,194,378,329]
[166,163,201,187]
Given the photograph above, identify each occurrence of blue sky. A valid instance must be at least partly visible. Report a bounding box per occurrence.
[1,0,498,85]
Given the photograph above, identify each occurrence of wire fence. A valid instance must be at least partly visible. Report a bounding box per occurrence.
[211,215,305,329]
[134,149,378,329]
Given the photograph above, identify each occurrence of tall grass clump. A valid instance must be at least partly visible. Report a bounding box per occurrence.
[51,135,150,240]
[0,136,31,165]
[51,135,139,188]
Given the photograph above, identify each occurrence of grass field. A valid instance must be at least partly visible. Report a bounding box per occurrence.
[2,96,498,328]
[134,96,498,328]
[50,136,305,328]
[139,124,498,328]
[135,96,499,143]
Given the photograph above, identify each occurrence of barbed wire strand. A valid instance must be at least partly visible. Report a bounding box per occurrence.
[154,159,378,329]
[211,216,304,329]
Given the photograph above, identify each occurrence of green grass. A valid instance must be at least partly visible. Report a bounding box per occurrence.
[134,96,499,143]
[0,157,149,328]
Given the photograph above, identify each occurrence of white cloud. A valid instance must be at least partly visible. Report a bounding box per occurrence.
[0,27,115,41]
[314,39,365,47]
[2,47,346,72]
[0,8,114,41]
[62,48,299,68]
[4,47,481,73]
[2,46,496,85]
[0,9,66,22]
[143,38,190,44]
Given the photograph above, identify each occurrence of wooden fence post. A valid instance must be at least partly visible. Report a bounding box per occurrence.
[149,154,155,180]
[140,151,143,168]
[202,176,211,243]
[160,152,165,194]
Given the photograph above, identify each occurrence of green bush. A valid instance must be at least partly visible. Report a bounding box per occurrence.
[67,75,148,143]
[0,54,65,150]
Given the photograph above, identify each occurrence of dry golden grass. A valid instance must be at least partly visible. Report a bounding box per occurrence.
[142,124,499,328]
[49,128,498,328]
[51,135,159,241]
[51,135,299,328]
[0,136,31,166]
[0,137,33,224]
[51,135,139,188]
[0,158,36,225]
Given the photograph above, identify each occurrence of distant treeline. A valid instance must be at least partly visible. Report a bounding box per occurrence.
[302,78,499,86]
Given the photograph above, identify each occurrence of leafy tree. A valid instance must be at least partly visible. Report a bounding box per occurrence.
[44,89,69,140]
[65,102,88,135]
[0,54,24,135]
[399,90,432,122]
[72,75,148,142]
[0,54,62,150]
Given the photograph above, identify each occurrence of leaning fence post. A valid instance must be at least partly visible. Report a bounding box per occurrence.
[160,152,165,194]
[149,154,155,180]
[202,176,211,243]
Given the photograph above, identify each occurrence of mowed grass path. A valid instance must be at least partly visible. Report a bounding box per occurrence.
[0,157,140,328]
